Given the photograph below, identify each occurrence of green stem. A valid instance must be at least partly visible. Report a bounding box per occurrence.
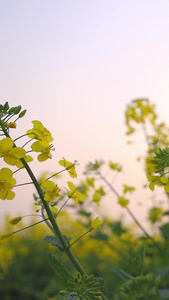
[12,218,49,235]
[20,157,88,276]
[69,230,90,248]
[98,172,151,239]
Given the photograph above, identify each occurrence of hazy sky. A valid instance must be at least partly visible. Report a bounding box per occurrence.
[1,1,169,229]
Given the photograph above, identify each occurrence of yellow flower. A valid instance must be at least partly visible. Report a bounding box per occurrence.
[123,184,135,194]
[118,196,129,208]
[0,168,16,200]
[86,177,95,188]
[41,180,60,202]
[67,181,85,204]
[31,141,53,162]
[89,217,101,232]
[148,207,164,224]
[0,137,26,166]
[26,120,53,143]
[59,158,77,178]
[109,161,122,172]
[92,187,105,203]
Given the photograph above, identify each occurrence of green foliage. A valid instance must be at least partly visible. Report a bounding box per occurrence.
[115,274,161,300]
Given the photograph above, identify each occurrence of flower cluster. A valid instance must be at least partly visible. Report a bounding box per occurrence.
[41,180,60,202]
[125,98,157,135]
[67,181,85,204]
[147,148,169,192]
[59,158,77,178]
[27,120,54,162]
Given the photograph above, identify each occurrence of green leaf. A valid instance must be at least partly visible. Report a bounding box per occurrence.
[48,254,74,283]
[109,265,133,282]
[44,235,72,251]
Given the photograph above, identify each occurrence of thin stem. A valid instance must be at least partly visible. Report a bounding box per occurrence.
[142,122,151,147]
[14,133,28,142]
[57,196,71,216]
[46,167,72,181]
[14,182,33,187]
[69,230,90,248]
[2,113,15,123]
[41,207,55,234]
[12,218,49,235]
[98,171,151,239]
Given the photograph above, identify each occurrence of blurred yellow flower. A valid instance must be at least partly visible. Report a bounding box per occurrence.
[0,168,16,200]
[67,181,85,204]
[41,180,60,202]
[89,217,101,232]
[118,196,129,208]
[59,157,77,178]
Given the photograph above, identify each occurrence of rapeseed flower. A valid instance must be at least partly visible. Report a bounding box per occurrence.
[67,181,85,204]
[0,137,26,166]
[59,158,77,178]
[118,196,129,208]
[89,217,101,232]
[31,141,53,161]
[0,168,16,200]
[41,180,60,202]
[26,120,53,143]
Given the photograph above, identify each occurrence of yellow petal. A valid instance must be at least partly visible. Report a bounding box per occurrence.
[0,137,13,151]
[41,180,55,191]
[90,217,101,231]
[164,182,169,193]
[67,181,76,192]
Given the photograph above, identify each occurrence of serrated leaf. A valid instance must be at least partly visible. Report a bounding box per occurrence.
[44,235,72,251]
[48,254,74,283]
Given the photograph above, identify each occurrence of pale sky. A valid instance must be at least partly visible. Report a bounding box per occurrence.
[1,1,169,230]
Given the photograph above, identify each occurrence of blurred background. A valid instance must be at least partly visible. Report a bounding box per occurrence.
[1,0,169,229]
